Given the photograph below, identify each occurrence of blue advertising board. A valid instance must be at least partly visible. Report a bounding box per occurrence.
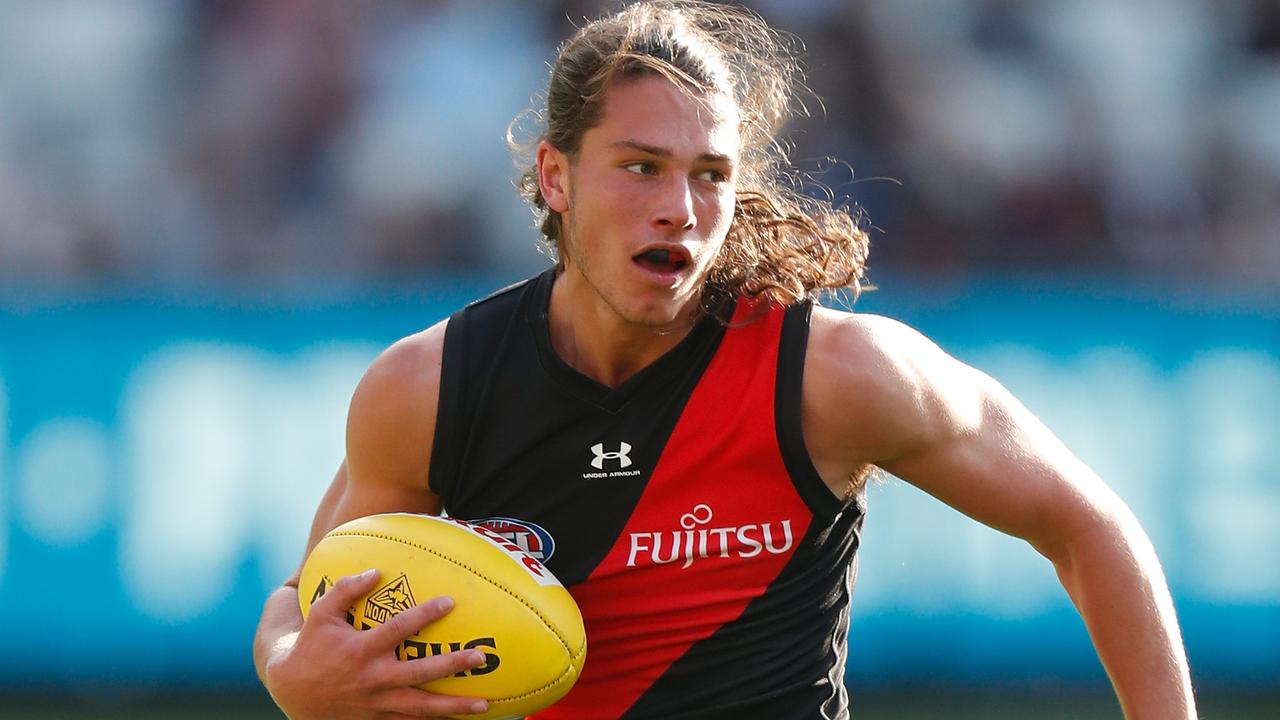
[0,275,1276,689]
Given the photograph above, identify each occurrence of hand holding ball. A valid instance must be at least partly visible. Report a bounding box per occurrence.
[299,513,586,719]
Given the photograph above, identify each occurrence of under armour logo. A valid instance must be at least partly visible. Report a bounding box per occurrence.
[590,442,633,469]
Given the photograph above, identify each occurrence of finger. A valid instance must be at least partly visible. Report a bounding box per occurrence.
[375,713,465,720]
[369,595,456,649]
[309,568,380,622]
[378,686,490,718]
[376,707,473,712]
[386,648,491,688]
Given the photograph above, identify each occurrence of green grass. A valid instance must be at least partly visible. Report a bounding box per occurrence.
[0,689,1275,719]
[854,689,1278,719]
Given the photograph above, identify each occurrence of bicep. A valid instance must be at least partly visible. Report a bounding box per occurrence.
[284,325,447,584]
[810,311,1120,554]
[285,459,443,588]
[876,365,1118,554]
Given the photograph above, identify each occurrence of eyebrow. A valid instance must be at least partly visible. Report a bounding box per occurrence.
[611,140,733,165]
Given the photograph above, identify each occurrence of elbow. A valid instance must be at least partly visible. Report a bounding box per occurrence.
[1028,484,1149,575]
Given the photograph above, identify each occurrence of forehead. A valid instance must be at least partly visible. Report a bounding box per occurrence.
[585,74,741,159]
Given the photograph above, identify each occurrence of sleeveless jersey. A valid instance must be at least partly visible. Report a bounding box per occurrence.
[430,269,866,720]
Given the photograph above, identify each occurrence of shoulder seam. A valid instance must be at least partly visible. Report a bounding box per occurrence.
[465,276,538,311]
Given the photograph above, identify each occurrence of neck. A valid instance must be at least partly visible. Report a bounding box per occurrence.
[547,269,702,388]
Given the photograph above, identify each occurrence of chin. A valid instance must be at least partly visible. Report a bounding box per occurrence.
[625,296,698,330]
[619,305,677,328]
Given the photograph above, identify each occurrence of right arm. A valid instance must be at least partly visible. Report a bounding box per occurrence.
[253,320,490,719]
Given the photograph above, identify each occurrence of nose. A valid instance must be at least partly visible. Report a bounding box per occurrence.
[653,176,696,231]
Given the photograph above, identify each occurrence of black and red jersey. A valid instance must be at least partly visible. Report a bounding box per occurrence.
[430,269,866,719]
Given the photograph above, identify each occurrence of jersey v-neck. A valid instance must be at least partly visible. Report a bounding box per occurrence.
[525,268,727,413]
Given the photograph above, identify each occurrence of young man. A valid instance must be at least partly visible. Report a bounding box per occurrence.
[254,2,1196,718]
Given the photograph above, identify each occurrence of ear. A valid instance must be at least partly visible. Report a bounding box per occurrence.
[537,140,571,214]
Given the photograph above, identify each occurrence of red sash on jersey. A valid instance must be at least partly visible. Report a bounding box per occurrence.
[535,299,813,719]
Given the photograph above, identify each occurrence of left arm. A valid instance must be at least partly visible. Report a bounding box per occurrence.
[802,308,1195,719]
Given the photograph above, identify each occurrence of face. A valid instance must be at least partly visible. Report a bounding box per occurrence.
[538,73,741,330]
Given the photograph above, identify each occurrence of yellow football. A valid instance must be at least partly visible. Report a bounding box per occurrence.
[298,513,586,720]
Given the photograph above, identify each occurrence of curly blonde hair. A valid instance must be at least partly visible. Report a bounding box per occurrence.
[511,0,869,306]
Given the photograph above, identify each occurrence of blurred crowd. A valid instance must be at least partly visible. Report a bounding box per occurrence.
[1,0,1278,289]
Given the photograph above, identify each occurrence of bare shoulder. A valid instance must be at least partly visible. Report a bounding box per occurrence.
[803,306,984,474]
[806,306,957,417]
[344,318,450,497]
[807,306,943,379]
[355,318,449,406]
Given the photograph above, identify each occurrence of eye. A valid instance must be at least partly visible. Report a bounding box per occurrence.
[696,168,729,183]
[623,161,657,176]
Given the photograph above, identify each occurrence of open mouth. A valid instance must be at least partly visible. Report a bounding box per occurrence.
[633,248,688,275]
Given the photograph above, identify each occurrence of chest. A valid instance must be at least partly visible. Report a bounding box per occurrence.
[442,306,811,588]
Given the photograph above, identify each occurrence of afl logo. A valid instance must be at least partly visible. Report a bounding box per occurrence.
[471,517,556,563]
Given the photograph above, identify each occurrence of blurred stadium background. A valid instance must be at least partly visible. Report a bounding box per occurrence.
[1,0,1277,717]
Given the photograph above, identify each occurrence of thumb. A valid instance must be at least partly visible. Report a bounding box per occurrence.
[308,568,380,622]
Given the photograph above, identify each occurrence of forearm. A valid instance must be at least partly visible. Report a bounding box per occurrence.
[254,584,303,687]
[1045,510,1195,720]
